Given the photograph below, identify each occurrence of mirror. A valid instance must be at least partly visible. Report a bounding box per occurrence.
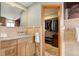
[44,8,59,55]
[0,2,22,27]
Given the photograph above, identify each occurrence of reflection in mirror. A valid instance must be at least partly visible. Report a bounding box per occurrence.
[0,2,22,27]
[44,8,59,56]
[6,20,15,27]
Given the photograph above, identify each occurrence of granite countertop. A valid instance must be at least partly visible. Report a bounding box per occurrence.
[0,35,32,41]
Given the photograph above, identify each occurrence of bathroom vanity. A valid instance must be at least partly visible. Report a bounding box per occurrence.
[0,35,35,56]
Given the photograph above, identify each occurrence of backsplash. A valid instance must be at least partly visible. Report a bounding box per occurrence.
[0,26,17,37]
[0,26,27,38]
[0,26,41,38]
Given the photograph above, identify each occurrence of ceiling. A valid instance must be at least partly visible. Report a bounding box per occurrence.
[4,2,34,11]
[1,2,34,20]
[17,2,34,8]
[1,3,22,20]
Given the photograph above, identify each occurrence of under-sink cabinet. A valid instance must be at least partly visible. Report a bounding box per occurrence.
[18,37,35,56]
[0,37,35,56]
[0,39,18,56]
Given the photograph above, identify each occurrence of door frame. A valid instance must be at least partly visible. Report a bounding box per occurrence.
[41,4,62,56]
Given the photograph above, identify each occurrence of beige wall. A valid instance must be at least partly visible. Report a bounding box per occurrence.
[27,2,64,27]
[28,3,42,27]
[20,11,28,26]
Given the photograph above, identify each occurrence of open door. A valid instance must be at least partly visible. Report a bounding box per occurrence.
[42,4,62,56]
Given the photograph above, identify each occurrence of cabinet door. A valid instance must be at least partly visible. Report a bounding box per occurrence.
[18,43,26,56]
[0,41,1,56]
[1,46,17,56]
[18,38,35,56]
[25,43,30,56]
[25,42,35,56]
[0,49,1,56]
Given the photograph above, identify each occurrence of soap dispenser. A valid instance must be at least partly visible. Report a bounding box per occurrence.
[35,33,40,43]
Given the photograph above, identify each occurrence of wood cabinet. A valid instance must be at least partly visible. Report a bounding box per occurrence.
[1,39,17,49]
[0,37,35,56]
[0,17,6,26]
[18,37,35,56]
[18,43,26,56]
[15,19,20,26]
[0,39,18,56]
[1,46,17,56]
[25,42,35,56]
[18,38,26,56]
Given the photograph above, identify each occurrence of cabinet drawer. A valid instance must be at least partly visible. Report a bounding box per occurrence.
[18,37,32,44]
[18,39,27,44]
[1,40,17,49]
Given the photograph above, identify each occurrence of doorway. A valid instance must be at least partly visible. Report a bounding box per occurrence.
[42,4,61,56]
